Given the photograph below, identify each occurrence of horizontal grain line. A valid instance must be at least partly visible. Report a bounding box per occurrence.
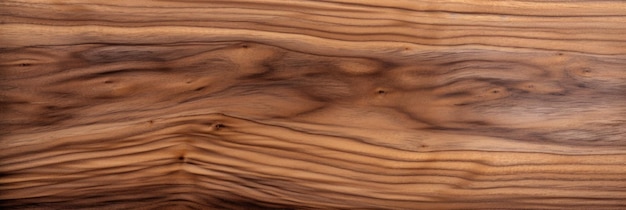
[3,20,624,44]
[31,0,624,18]
[4,40,621,57]
[211,135,626,168]
[5,10,626,32]
[317,0,626,18]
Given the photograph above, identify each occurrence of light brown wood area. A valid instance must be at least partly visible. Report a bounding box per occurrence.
[1,0,626,209]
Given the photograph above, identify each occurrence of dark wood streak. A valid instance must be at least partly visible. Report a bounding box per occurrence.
[1,0,626,209]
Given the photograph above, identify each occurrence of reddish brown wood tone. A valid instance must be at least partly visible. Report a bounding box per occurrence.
[1,0,625,209]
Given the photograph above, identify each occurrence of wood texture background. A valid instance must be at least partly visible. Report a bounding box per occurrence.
[1,0,626,209]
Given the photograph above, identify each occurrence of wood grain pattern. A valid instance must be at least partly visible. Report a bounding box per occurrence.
[1,0,626,209]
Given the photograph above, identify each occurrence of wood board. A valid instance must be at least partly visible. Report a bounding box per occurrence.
[1,0,625,209]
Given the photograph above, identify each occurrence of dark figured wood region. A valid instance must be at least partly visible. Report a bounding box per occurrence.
[1,0,626,209]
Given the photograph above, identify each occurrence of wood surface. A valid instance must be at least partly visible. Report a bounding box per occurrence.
[1,0,626,209]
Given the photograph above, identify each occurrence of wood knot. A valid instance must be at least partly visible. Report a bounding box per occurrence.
[214,123,225,130]
[488,87,506,95]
